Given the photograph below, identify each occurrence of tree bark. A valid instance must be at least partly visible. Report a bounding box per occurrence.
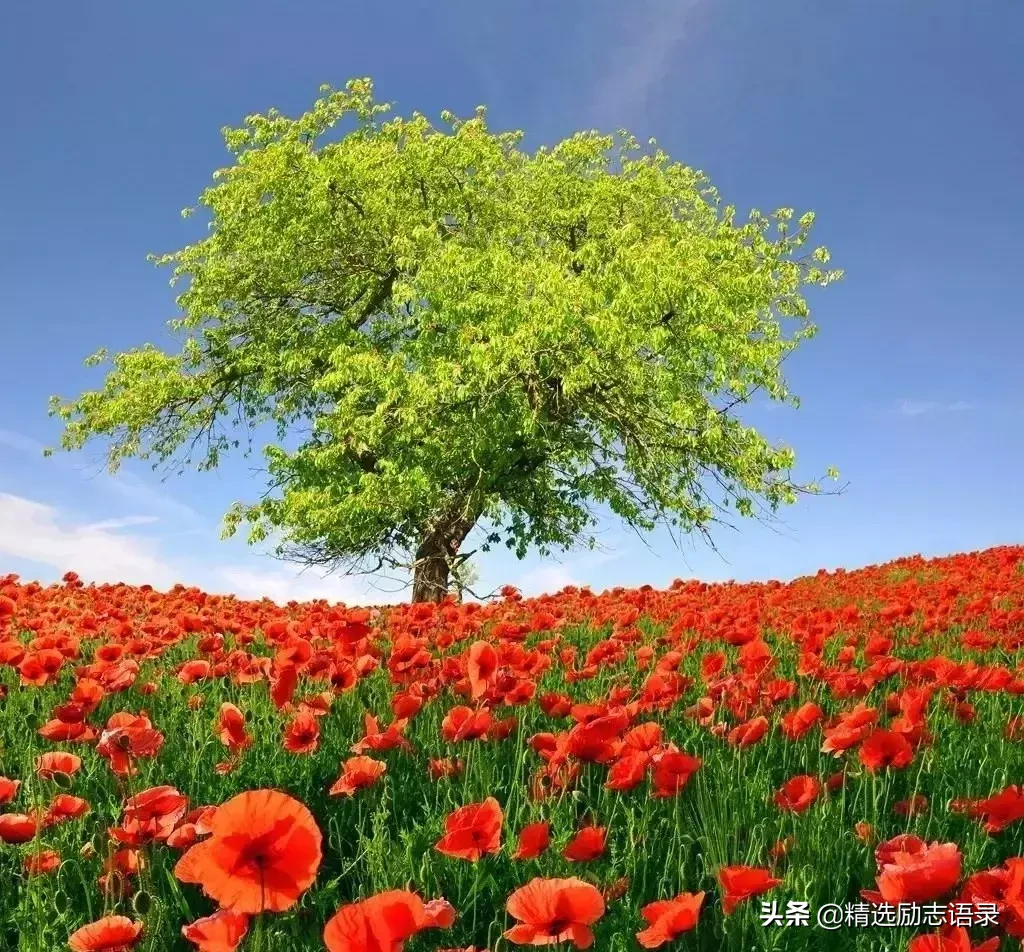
[411,508,476,603]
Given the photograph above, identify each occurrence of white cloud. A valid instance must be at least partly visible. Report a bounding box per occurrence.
[0,484,632,605]
[897,399,938,417]
[83,515,161,532]
[0,491,405,604]
[0,492,179,588]
[216,565,408,605]
[590,0,705,120]
[896,399,975,417]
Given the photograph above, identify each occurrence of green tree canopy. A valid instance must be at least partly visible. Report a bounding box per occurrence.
[49,78,842,602]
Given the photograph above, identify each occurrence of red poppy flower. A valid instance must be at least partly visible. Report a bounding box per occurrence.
[112,786,188,846]
[174,789,322,913]
[875,834,925,866]
[768,837,794,863]
[441,707,492,743]
[967,785,1024,833]
[562,825,607,862]
[38,719,96,743]
[282,710,320,754]
[854,822,875,844]
[168,823,200,851]
[727,716,769,747]
[826,771,846,793]
[24,848,61,876]
[861,840,962,904]
[96,713,164,776]
[323,889,454,952]
[467,641,498,700]
[611,741,654,785]
[780,702,823,740]
[858,729,914,772]
[636,891,705,948]
[71,677,105,711]
[0,776,20,805]
[329,756,387,797]
[435,797,503,861]
[567,711,630,763]
[98,847,143,898]
[539,692,573,718]
[181,909,250,952]
[36,751,82,781]
[270,664,298,710]
[352,713,412,754]
[774,775,821,813]
[429,758,464,780]
[0,813,38,844]
[651,750,702,798]
[491,715,518,740]
[513,821,551,860]
[68,916,143,952]
[43,793,90,826]
[718,866,782,914]
[504,877,605,948]
[907,927,1000,951]
[178,659,212,685]
[392,689,424,720]
[217,703,252,754]
[622,722,663,753]
[894,794,929,817]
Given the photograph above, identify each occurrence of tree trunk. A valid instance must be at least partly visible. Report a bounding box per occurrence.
[411,509,476,603]
[411,549,450,603]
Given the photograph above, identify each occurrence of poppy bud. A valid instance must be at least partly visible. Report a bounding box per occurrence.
[131,890,152,916]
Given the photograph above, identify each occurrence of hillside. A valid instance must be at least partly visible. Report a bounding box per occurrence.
[2,545,1024,951]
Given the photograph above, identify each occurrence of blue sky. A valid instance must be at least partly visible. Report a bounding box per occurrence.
[1,0,1022,603]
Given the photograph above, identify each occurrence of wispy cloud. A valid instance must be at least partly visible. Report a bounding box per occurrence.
[0,487,638,604]
[589,0,706,122]
[0,427,203,526]
[216,565,407,606]
[511,545,624,597]
[895,399,974,417]
[83,515,161,532]
[102,470,203,525]
[897,400,938,417]
[0,428,44,454]
[0,490,403,604]
[0,492,179,588]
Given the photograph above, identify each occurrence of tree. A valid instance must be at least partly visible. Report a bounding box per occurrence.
[49,78,842,603]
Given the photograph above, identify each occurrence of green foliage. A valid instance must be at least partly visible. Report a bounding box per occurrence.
[49,77,842,579]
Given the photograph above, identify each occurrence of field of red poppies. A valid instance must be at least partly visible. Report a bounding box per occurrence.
[2,546,1024,951]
